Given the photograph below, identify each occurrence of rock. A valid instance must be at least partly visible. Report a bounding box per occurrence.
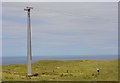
[33,73,39,76]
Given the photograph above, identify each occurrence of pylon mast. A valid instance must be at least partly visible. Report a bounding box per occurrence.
[24,6,33,77]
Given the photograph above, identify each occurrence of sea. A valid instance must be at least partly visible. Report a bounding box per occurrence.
[1,55,118,65]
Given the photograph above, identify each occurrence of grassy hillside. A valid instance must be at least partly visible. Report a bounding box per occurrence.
[1,60,118,81]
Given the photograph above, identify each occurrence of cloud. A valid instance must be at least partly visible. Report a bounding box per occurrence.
[2,2,118,56]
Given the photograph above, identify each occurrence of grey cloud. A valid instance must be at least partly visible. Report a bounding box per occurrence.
[2,2,118,55]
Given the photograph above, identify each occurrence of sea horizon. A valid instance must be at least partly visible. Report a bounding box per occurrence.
[1,55,118,65]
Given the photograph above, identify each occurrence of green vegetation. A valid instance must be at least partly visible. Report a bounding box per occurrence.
[1,60,118,81]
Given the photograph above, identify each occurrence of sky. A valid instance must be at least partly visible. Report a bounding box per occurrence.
[2,2,118,57]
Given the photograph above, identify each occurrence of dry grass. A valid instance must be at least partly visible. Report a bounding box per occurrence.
[1,60,118,81]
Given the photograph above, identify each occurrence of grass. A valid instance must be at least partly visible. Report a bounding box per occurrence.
[1,60,118,81]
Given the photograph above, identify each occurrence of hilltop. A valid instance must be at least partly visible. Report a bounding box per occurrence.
[2,60,118,81]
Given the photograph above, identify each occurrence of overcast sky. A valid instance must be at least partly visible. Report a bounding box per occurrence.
[2,2,118,57]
